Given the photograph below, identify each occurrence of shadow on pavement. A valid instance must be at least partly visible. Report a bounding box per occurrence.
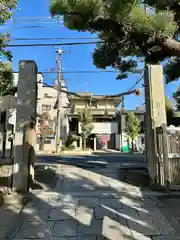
[2,161,178,239]
[31,164,59,190]
[118,168,150,188]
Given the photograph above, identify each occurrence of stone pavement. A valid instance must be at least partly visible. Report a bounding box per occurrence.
[8,165,180,240]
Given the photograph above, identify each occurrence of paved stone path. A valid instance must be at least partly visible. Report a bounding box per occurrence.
[10,165,180,239]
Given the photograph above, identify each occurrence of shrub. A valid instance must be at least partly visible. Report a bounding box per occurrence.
[61,145,67,151]
[68,144,75,150]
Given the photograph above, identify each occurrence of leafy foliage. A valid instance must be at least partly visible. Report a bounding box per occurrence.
[165,96,175,124]
[78,109,93,148]
[0,62,16,96]
[50,0,180,81]
[125,112,140,151]
[165,96,176,125]
[65,135,76,150]
[173,88,180,112]
[0,1,18,93]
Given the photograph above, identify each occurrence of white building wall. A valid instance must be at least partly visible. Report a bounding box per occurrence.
[36,84,70,151]
[78,122,118,134]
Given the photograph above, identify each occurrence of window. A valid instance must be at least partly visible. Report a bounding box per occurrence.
[91,100,98,108]
[42,104,51,111]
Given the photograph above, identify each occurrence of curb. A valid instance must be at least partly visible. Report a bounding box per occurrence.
[36,151,93,156]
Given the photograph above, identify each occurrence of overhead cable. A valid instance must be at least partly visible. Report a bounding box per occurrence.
[128,74,144,92]
[10,37,98,41]
[7,41,102,47]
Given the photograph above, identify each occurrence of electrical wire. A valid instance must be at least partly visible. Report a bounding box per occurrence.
[128,74,144,92]
[42,70,118,74]
[12,70,118,75]
[4,25,64,29]
[1,17,64,29]
[7,41,102,47]
[10,37,98,41]
[12,16,61,20]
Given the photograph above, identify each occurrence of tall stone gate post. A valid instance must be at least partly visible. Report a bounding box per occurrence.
[12,61,37,193]
[144,64,167,189]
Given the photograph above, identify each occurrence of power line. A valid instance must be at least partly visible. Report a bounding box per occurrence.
[11,20,62,24]
[42,70,118,74]
[128,74,144,92]
[12,69,118,75]
[12,16,62,21]
[12,69,142,75]
[7,41,102,47]
[11,37,97,41]
[4,25,64,29]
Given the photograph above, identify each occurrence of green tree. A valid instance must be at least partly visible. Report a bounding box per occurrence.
[78,109,94,149]
[173,88,180,112]
[50,0,180,82]
[0,62,16,96]
[125,112,140,152]
[0,1,18,94]
[165,96,175,125]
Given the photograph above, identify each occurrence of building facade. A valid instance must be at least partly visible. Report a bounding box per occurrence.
[36,79,69,152]
[12,72,145,152]
[68,92,122,150]
[13,72,70,152]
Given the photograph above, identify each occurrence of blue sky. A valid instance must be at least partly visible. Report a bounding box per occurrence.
[2,0,179,109]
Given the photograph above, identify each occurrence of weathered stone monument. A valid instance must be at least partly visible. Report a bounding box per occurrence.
[144,64,167,189]
[12,61,37,192]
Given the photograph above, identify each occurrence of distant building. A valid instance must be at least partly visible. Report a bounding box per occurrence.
[67,92,122,150]
[36,78,69,151]
[13,72,70,152]
[12,72,145,152]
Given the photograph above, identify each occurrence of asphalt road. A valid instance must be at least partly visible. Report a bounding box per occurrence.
[36,152,147,169]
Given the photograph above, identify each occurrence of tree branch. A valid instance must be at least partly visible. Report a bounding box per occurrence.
[156,38,180,57]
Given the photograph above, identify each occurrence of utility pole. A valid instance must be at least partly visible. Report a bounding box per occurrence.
[55,49,63,153]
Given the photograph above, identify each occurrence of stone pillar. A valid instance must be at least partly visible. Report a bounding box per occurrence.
[93,137,97,151]
[144,64,166,188]
[12,61,37,193]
